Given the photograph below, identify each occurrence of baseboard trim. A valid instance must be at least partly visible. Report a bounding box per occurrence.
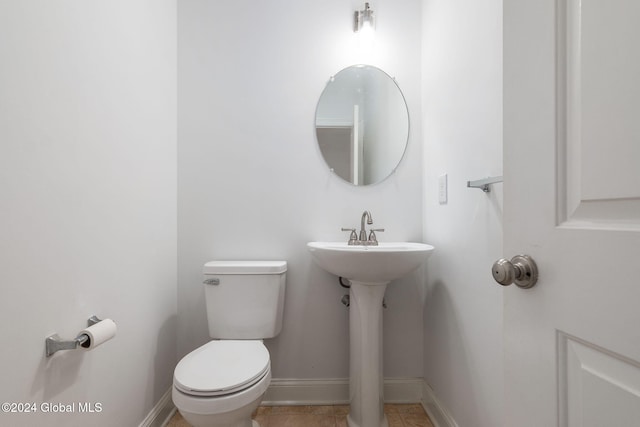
[139,388,175,427]
[420,380,458,427]
[263,378,349,405]
[262,377,425,406]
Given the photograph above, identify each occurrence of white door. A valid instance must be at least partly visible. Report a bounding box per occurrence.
[504,1,640,426]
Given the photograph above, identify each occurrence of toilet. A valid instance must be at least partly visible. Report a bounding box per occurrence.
[172,260,287,427]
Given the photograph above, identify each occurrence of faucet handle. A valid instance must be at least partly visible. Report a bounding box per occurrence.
[341,228,358,245]
[368,228,385,245]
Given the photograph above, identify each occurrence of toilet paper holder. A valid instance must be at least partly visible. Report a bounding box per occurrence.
[45,315,103,357]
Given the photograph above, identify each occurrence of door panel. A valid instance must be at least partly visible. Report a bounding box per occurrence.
[558,0,640,229]
[559,332,640,427]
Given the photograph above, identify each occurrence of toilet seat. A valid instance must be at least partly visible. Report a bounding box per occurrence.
[174,340,270,397]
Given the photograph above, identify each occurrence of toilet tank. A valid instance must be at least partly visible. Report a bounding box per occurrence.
[202,261,287,339]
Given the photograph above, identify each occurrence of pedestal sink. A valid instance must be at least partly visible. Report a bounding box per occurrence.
[307,241,434,427]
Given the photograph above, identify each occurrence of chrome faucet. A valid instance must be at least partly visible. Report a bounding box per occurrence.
[360,210,373,241]
[342,210,384,246]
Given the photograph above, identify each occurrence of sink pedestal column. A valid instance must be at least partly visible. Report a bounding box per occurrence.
[347,281,389,427]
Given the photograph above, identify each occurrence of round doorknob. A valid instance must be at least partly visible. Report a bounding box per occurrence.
[492,255,538,289]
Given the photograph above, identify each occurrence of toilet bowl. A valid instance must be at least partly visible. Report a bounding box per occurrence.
[173,340,271,427]
[172,261,287,427]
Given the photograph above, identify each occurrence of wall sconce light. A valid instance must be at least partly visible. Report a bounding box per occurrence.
[354,2,375,34]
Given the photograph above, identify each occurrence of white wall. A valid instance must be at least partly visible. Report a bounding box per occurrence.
[178,0,424,380]
[421,1,504,426]
[0,2,177,426]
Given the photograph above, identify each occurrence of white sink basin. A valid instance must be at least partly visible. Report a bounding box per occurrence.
[307,241,434,283]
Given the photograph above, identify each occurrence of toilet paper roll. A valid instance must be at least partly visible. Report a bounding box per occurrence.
[79,319,117,350]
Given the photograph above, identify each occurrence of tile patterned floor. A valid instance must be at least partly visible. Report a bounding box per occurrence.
[167,404,434,427]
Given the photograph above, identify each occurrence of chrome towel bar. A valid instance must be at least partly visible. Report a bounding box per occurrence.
[467,175,503,193]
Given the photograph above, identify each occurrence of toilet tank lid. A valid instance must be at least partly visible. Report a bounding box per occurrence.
[203,260,287,275]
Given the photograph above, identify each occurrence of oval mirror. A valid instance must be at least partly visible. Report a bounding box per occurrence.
[315,65,409,186]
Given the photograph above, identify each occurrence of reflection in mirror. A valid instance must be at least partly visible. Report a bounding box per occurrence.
[315,65,409,186]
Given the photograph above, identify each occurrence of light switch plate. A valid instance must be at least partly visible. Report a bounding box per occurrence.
[438,174,448,204]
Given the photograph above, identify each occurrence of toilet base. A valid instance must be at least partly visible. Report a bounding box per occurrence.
[176,399,262,427]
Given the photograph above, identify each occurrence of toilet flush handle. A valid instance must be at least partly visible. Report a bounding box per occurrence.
[203,278,220,286]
